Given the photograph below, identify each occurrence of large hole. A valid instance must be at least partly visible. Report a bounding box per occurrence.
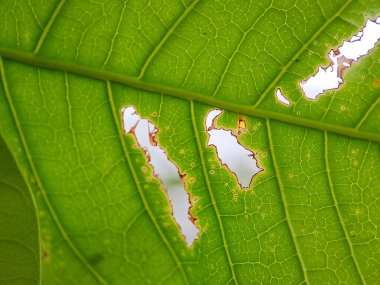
[300,17,380,99]
[206,109,262,188]
[121,106,199,246]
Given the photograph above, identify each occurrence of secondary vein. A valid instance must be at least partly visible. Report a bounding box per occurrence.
[138,0,200,79]
[324,131,366,285]
[266,119,310,285]
[0,57,108,285]
[33,0,67,55]
[105,81,190,285]
[190,100,238,284]
[253,0,354,107]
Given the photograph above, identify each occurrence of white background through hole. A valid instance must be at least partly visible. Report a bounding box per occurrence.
[206,110,262,188]
[121,17,380,242]
[300,17,380,99]
[275,88,291,105]
[275,17,380,103]
[122,107,198,246]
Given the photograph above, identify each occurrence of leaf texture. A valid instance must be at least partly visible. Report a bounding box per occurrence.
[0,0,379,284]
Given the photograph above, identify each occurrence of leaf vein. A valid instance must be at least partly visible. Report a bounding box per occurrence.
[102,0,129,68]
[190,100,238,284]
[0,57,108,285]
[324,131,366,285]
[212,5,275,97]
[0,47,379,143]
[105,81,190,285]
[253,0,354,107]
[355,92,380,130]
[266,119,310,285]
[33,0,67,55]
[138,0,200,79]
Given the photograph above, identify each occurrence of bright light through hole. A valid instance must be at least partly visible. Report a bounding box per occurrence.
[300,17,380,99]
[121,106,199,246]
[275,88,291,106]
[206,110,262,188]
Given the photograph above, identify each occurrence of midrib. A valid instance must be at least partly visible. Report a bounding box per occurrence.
[0,47,379,143]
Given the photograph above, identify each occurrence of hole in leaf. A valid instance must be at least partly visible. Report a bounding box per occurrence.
[275,88,291,106]
[300,17,380,99]
[121,106,199,246]
[205,109,263,189]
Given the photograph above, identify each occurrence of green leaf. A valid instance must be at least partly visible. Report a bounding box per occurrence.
[0,0,380,284]
[0,133,40,284]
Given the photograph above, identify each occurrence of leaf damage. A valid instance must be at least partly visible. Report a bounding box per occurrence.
[300,16,380,99]
[205,109,263,189]
[121,106,199,246]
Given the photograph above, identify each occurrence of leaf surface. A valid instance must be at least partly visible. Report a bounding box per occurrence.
[0,0,380,284]
[0,134,39,285]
